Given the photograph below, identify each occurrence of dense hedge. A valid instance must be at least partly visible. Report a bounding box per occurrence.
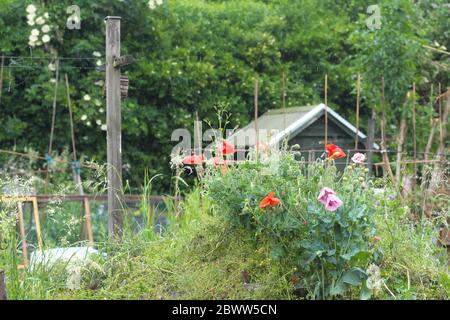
[0,0,448,192]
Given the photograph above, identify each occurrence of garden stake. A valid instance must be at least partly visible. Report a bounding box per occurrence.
[438,83,443,147]
[45,59,60,194]
[380,76,394,182]
[17,202,28,266]
[355,73,360,149]
[412,82,417,192]
[324,74,328,146]
[0,55,4,106]
[254,78,259,159]
[64,74,84,194]
[282,71,287,131]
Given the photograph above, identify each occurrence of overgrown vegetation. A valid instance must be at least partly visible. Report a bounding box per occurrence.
[1,149,447,300]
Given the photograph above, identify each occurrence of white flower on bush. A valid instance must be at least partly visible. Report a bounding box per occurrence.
[96,119,102,126]
[92,51,101,57]
[44,12,49,19]
[99,108,104,113]
[81,114,87,121]
[26,4,37,14]
[96,60,103,66]
[148,0,163,10]
[41,24,50,33]
[83,94,91,101]
[86,121,91,126]
[31,28,39,36]
[101,124,107,131]
[94,99,102,106]
[48,62,56,71]
[28,34,37,42]
[42,34,50,43]
[94,80,104,87]
[35,16,45,25]
[27,13,36,25]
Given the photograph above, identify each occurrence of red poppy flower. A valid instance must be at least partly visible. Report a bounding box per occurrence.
[325,144,346,160]
[182,154,205,165]
[259,192,281,209]
[217,140,235,155]
[291,276,298,285]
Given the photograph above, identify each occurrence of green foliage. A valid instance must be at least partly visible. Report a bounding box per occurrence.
[203,150,381,299]
[3,0,446,191]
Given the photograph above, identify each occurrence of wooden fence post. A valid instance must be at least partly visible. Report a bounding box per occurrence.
[105,16,124,242]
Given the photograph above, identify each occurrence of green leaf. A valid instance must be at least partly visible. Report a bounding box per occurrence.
[360,282,373,300]
[341,247,360,261]
[342,268,367,286]
[330,279,348,296]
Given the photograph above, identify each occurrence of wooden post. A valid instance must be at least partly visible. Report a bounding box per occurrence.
[380,76,394,181]
[105,16,124,241]
[0,55,4,106]
[412,82,417,190]
[366,111,376,175]
[282,71,287,131]
[324,74,328,145]
[438,83,443,147]
[355,74,361,150]
[83,197,94,245]
[254,78,259,152]
[17,202,29,266]
[64,74,84,195]
[32,197,43,251]
[45,59,60,194]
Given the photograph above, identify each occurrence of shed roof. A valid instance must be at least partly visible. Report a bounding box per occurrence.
[228,103,380,149]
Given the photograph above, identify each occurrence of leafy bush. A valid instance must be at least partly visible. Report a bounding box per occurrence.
[203,148,383,299]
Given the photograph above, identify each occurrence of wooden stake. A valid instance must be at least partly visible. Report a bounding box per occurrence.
[380,76,394,181]
[32,197,43,251]
[438,83,443,146]
[83,197,94,245]
[105,16,124,242]
[254,78,259,152]
[282,71,287,131]
[366,110,376,175]
[45,59,60,194]
[0,55,4,106]
[324,74,328,145]
[355,74,361,150]
[64,74,84,195]
[17,202,29,266]
[412,82,417,188]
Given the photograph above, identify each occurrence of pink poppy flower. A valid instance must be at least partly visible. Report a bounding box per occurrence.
[317,187,336,205]
[351,153,366,164]
[324,194,343,212]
